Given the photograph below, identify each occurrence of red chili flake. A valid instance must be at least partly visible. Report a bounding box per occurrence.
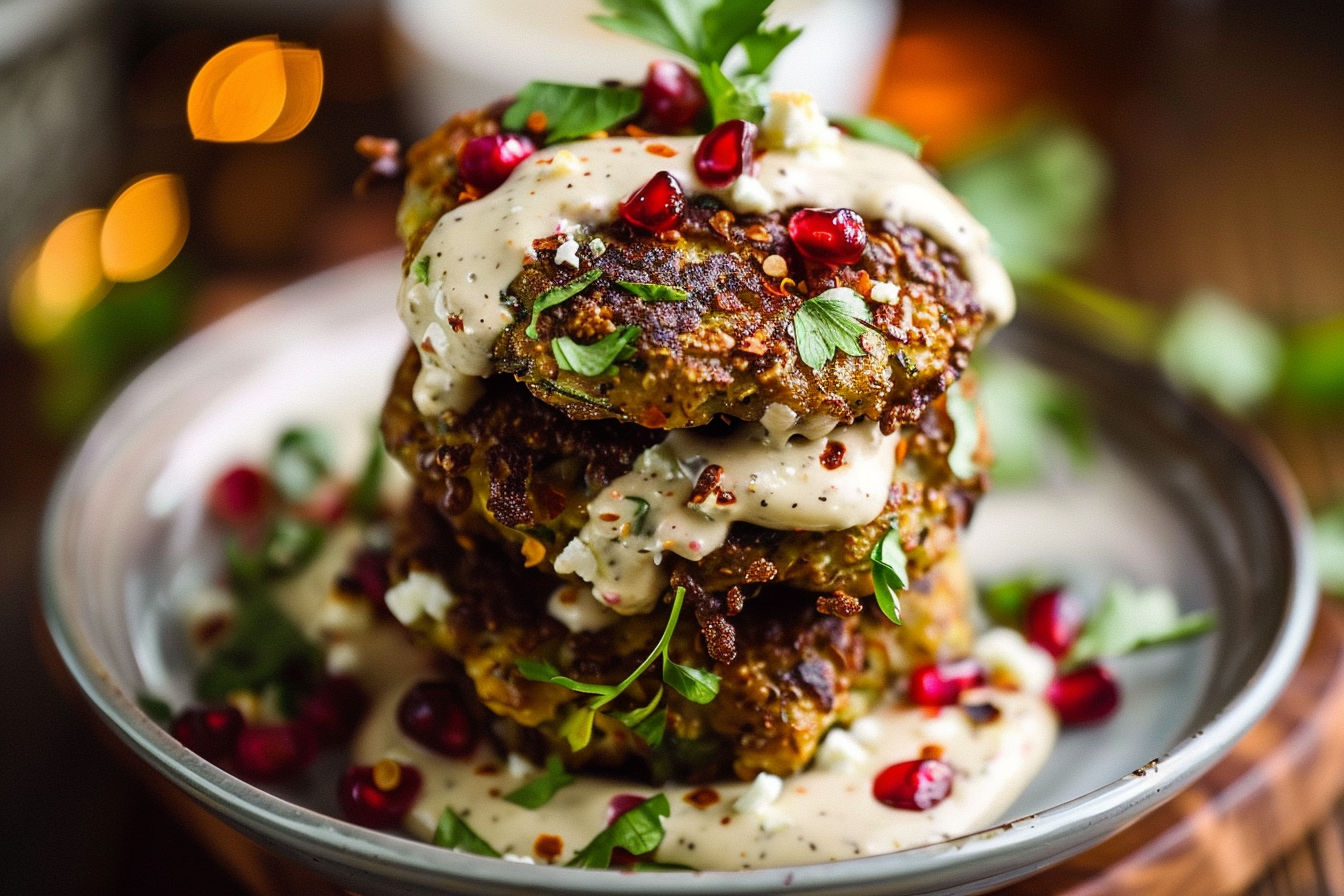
[819,440,846,470]
[919,743,945,761]
[533,833,564,863]
[688,464,725,504]
[598,512,621,522]
[714,490,737,506]
[645,143,679,157]
[683,787,721,809]
[446,314,465,333]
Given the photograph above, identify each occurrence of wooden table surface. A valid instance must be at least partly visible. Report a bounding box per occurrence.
[4,1,1343,893]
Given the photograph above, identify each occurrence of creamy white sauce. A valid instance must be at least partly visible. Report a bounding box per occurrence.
[398,94,1014,417]
[353,682,1056,869]
[554,417,898,614]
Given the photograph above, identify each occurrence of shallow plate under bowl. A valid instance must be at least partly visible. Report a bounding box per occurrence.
[41,250,1317,896]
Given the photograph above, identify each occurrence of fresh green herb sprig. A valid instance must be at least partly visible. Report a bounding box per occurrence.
[568,794,671,868]
[517,586,720,750]
[792,287,874,370]
[504,755,576,809]
[525,268,603,338]
[433,808,502,856]
[832,114,924,157]
[411,255,431,285]
[552,325,642,376]
[617,280,690,302]
[502,83,642,143]
[869,527,908,625]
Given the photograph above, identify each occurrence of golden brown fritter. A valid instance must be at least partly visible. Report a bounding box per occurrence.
[387,502,973,782]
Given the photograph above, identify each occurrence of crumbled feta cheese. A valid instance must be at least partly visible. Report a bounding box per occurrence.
[317,591,373,638]
[553,537,598,583]
[554,237,581,268]
[385,570,455,626]
[546,149,583,178]
[546,584,618,633]
[974,627,1056,695]
[848,716,883,747]
[869,281,900,304]
[506,752,538,778]
[814,727,868,773]
[728,174,774,215]
[502,853,536,864]
[733,772,783,814]
[324,641,360,676]
[759,91,839,152]
[756,805,793,833]
[422,322,449,357]
[587,237,607,257]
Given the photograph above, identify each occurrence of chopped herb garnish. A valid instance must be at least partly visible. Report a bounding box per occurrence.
[945,379,980,479]
[433,808,503,857]
[502,82,642,144]
[978,574,1049,627]
[792,287,873,370]
[592,0,800,125]
[195,594,321,711]
[626,496,651,535]
[567,793,671,868]
[1066,581,1215,667]
[529,378,613,410]
[411,255,431,284]
[525,268,603,338]
[552,325,642,377]
[869,526,907,625]
[269,426,333,502]
[832,114,924,157]
[504,755,576,809]
[616,280,690,303]
[138,693,174,726]
[518,586,720,750]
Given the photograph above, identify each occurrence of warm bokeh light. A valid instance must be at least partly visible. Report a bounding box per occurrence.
[187,36,323,143]
[101,174,190,282]
[10,210,111,345]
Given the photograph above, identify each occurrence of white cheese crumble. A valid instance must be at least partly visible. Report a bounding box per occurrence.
[848,716,883,747]
[506,753,538,778]
[502,854,537,864]
[733,772,783,814]
[973,628,1056,695]
[587,236,607,257]
[385,570,455,626]
[546,584,618,633]
[317,590,373,638]
[546,149,583,178]
[552,538,598,584]
[324,640,360,676]
[814,727,868,773]
[869,281,901,304]
[759,91,840,153]
[554,237,581,268]
[728,174,775,215]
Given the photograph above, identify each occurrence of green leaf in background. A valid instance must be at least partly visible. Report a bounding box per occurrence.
[1066,581,1215,667]
[270,426,334,502]
[504,755,576,809]
[975,354,1093,486]
[567,793,671,868]
[944,379,980,479]
[978,574,1051,627]
[194,594,321,709]
[943,115,1111,280]
[350,422,386,522]
[1156,287,1284,414]
[433,808,503,856]
[1280,316,1344,408]
[1312,504,1344,599]
[832,114,924,157]
[502,82,642,143]
[137,693,174,727]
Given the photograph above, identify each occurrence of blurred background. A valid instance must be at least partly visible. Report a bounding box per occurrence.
[2,0,1341,892]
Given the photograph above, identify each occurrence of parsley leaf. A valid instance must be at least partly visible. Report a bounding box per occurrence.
[411,255,431,284]
[516,658,616,697]
[269,426,333,502]
[616,280,690,302]
[869,526,907,625]
[525,268,603,338]
[1066,581,1215,667]
[504,755,576,809]
[792,287,873,370]
[502,82,642,143]
[662,657,720,704]
[832,114,924,157]
[592,0,799,125]
[552,325,641,377]
[433,808,502,857]
[567,793,671,868]
[945,379,980,479]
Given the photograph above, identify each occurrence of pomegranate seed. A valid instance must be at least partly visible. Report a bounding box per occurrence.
[458,133,535,193]
[605,792,647,826]
[619,171,685,232]
[1025,588,1084,659]
[694,119,757,188]
[171,706,244,761]
[299,675,369,746]
[872,758,954,810]
[350,547,391,613]
[338,760,423,829]
[641,60,707,131]
[1047,663,1121,725]
[396,681,478,757]
[207,466,269,525]
[787,207,868,265]
[908,659,987,707]
[233,722,318,779]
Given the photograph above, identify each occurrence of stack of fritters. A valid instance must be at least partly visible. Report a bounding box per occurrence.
[379,107,995,783]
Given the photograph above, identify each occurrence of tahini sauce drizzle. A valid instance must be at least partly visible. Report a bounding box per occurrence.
[352,683,1056,869]
[398,93,1013,416]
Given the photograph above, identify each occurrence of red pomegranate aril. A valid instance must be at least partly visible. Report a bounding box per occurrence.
[458,133,535,193]
[872,758,954,810]
[351,547,391,612]
[787,207,868,265]
[300,675,369,746]
[1025,588,1084,659]
[619,170,685,232]
[907,658,986,706]
[1047,663,1121,725]
[605,792,648,826]
[233,722,318,779]
[207,466,269,525]
[171,706,244,761]
[694,119,757,188]
[396,681,478,757]
[641,60,707,131]
[339,760,423,829]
